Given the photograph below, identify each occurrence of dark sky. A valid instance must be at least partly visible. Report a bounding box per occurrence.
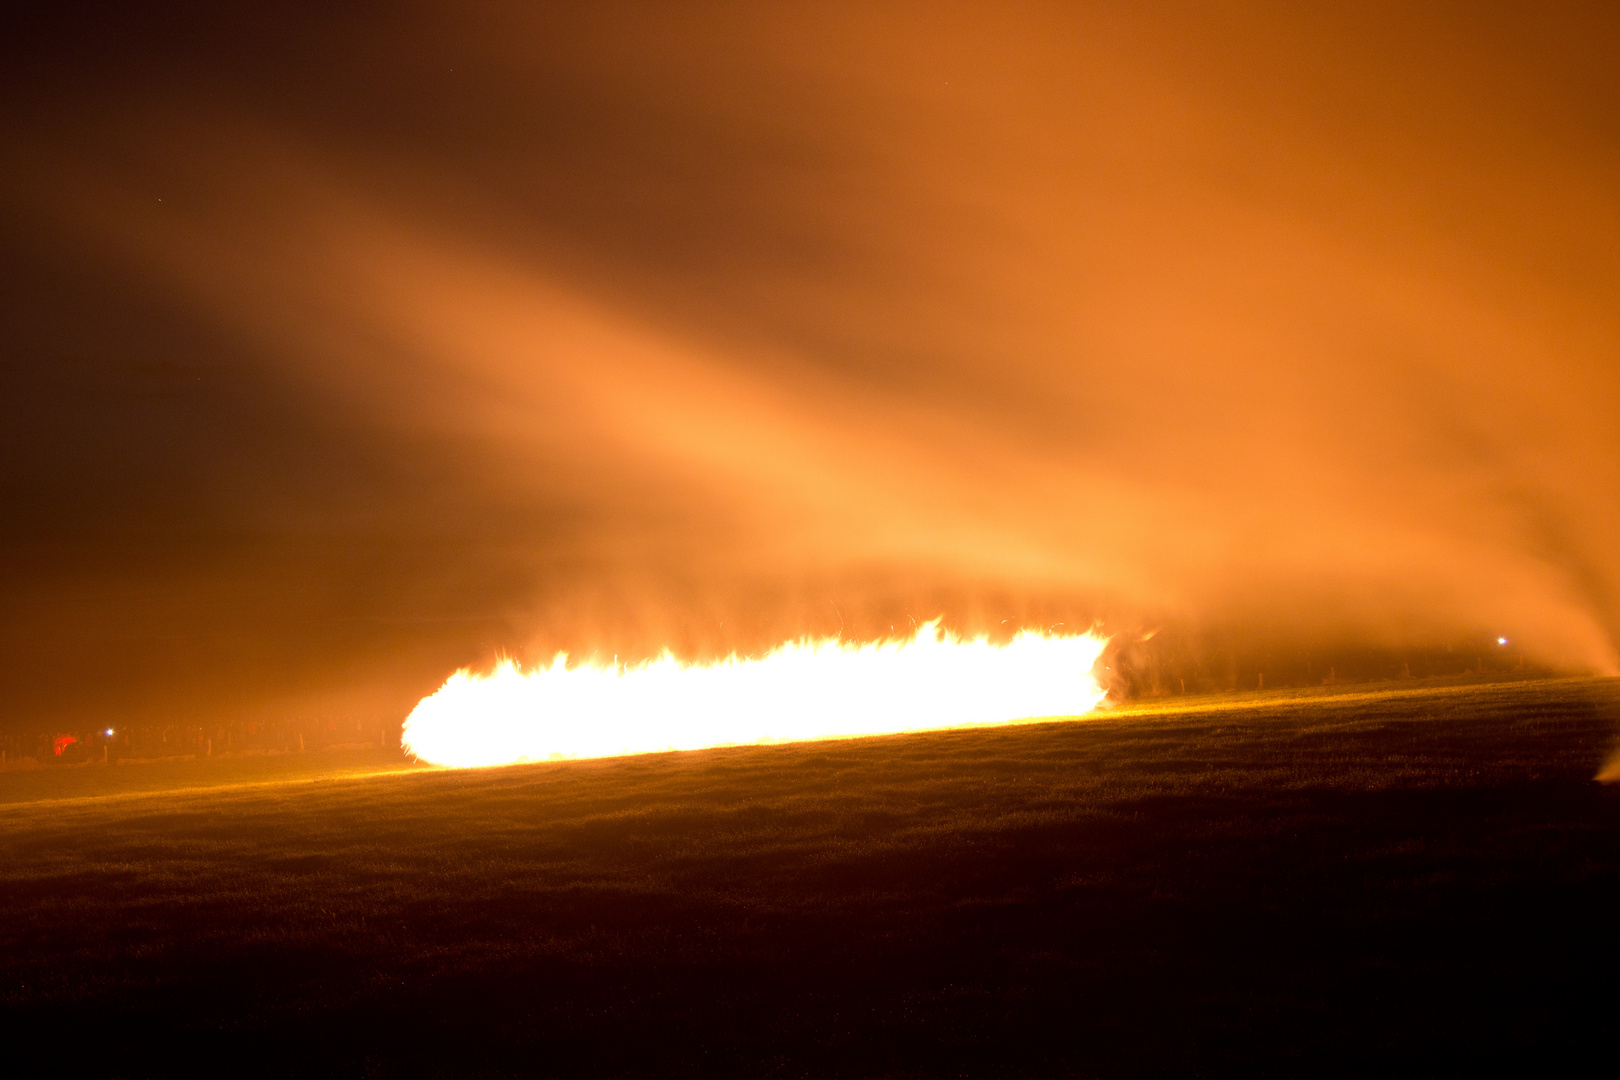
[3,2,1618,728]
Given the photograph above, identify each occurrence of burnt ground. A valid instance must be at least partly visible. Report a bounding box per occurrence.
[3,678,1618,1077]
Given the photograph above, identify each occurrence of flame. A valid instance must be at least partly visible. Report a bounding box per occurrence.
[402,621,1110,768]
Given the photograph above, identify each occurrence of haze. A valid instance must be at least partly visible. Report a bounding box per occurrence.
[3,2,1617,730]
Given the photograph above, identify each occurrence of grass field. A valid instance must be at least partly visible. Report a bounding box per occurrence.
[3,678,1618,1077]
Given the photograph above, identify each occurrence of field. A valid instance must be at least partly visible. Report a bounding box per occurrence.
[4,678,1618,1077]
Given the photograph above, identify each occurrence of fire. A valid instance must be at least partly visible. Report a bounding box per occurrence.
[403,621,1110,768]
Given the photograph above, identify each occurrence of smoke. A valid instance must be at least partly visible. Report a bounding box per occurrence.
[2,2,1617,724]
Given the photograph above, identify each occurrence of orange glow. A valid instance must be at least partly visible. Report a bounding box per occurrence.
[7,5,1620,731]
[403,622,1109,768]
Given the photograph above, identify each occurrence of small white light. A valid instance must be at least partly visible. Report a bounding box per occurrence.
[1497,637,1508,646]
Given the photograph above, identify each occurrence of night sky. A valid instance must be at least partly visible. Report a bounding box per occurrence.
[3,2,1618,730]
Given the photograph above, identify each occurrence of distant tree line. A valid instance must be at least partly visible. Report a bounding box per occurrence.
[0,715,403,769]
[1100,629,1544,699]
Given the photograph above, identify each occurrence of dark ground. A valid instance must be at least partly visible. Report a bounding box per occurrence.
[3,677,1618,1077]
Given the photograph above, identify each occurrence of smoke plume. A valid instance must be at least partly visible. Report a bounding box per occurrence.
[2,2,1617,725]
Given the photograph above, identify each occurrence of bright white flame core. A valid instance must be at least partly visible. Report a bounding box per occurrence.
[403,622,1110,768]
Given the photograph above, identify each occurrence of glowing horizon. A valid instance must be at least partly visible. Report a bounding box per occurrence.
[402,621,1110,768]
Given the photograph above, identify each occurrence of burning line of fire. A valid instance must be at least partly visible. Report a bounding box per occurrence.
[402,621,1110,768]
